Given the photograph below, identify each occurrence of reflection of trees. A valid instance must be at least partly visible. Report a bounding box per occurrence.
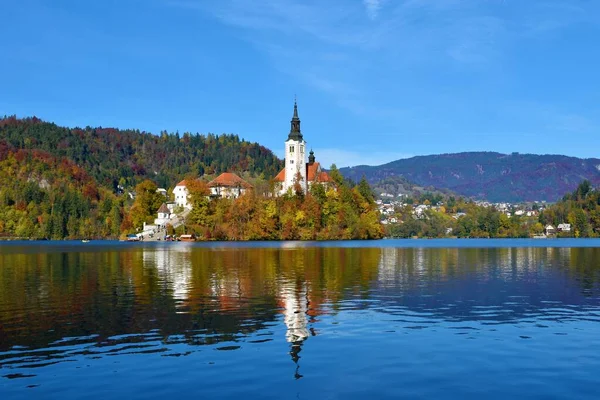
[0,246,383,354]
[2,244,599,360]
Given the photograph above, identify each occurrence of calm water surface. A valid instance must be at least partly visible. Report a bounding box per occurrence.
[1,239,600,399]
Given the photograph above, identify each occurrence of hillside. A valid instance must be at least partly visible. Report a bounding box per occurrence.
[0,116,283,191]
[340,152,600,202]
[370,175,456,199]
[0,116,283,239]
[0,145,122,239]
[539,180,600,237]
[0,116,383,241]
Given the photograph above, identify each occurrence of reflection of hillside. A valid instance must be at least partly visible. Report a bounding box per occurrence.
[2,244,599,358]
[0,246,384,354]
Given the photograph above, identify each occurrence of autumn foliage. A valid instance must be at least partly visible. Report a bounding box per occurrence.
[0,145,124,239]
[0,116,382,240]
[184,180,384,241]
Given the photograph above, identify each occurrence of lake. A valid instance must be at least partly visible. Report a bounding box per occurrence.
[1,239,600,399]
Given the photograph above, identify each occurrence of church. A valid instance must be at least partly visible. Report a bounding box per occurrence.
[273,101,332,195]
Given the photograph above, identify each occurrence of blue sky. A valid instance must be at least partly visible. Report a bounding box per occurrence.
[1,0,599,167]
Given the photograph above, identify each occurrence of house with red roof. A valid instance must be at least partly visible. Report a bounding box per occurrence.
[273,100,333,195]
[208,172,253,199]
[173,179,190,209]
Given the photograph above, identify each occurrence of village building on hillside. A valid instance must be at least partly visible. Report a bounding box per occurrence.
[154,203,172,226]
[173,180,190,209]
[208,172,253,199]
[557,223,571,233]
[172,172,252,209]
[273,100,332,195]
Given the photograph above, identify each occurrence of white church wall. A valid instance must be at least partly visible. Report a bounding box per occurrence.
[283,138,307,194]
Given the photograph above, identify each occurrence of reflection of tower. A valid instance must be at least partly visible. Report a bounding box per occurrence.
[415,247,425,271]
[378,248,399,285]
[143,246,192,309]
[281,280,310,379]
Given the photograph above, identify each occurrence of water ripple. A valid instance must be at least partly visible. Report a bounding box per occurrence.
[2,244,600,399]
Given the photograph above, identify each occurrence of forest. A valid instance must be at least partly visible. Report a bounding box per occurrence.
[2,116,599,240]
[126,171,384,241]
[0,116,282,189]
[386,196,537,239]
[0,116,277,239]
[539,180,600,237]
[386,181,600,238]
[0,116,381,240]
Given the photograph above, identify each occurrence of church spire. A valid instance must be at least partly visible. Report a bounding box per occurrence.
[308,149,315,164]
[293,95,299,119]
[288,97,303,141]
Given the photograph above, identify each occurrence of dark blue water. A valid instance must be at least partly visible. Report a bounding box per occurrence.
[1,240,600,399]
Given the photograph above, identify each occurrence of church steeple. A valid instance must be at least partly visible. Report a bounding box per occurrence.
[288,98,303,141]
[308,149,315,164]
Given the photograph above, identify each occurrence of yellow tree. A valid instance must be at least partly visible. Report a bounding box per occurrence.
[129,180,164,230]
[186,179,211,230]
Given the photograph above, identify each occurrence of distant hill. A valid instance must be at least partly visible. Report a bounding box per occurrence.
[369,175,456,199]
[0,116,283,239]
[0,116,283,191]
[340,152,600,203]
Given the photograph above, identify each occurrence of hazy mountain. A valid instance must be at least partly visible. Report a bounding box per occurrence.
[340,152,600,202]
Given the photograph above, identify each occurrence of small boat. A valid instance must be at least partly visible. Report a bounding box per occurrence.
[179,234,196,242]
[126,234,140,242]
[81,239,90,243]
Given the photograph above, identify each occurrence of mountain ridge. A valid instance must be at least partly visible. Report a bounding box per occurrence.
[340,151,600,202]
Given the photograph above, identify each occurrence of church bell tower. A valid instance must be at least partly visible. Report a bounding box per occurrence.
[284,99,307,193]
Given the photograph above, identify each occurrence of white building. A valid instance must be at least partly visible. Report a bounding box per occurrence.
[208,172,252,199]
[154,203,172,226]
[273,100,332,195]
[557,223,571,232]
[545,224,556,235]
[173,180,190,209]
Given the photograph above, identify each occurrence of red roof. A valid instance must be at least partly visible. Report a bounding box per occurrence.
[273,162,332,183]
[175,179,187,187]
[316,170,332,183]
[273,169,286,182]
[208,172,253,189]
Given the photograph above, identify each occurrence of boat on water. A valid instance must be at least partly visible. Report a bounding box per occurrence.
[179,234,196,242]
[81,239,90,243]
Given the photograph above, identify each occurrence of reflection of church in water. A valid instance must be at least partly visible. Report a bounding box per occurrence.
[142,246,192,307]
[141,246,319,379]
[279,280,315,379]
